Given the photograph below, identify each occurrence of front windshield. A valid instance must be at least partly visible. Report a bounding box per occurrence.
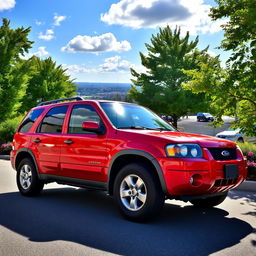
[204,113,212,117]
[100,102,176,131]
[227,127,240,132]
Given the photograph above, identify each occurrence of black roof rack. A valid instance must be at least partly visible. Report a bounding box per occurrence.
[37,96,84,106]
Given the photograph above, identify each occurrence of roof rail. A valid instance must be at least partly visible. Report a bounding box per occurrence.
[37,96,84,106]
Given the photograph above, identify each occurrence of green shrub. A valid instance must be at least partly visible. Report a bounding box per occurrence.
[237,142,256,156]
[237,142,256,181]
[0,116,22,144]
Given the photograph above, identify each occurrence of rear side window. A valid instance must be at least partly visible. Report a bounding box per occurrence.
[68,104,100,134]
[38,106,68,134]
[19,108,45,133]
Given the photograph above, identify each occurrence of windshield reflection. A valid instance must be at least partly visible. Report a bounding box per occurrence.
[100,102,176,131]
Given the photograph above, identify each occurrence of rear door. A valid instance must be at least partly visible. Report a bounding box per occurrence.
[60,103,108,182]
[31,105,68,175]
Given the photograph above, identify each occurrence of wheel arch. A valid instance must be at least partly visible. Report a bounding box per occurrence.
[107,149,167,195]
[15,148,40,176]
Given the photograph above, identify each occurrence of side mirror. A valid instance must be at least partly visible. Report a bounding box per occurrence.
[82,121,104,134]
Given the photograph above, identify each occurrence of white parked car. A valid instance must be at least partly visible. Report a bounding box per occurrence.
[216,128,256,143]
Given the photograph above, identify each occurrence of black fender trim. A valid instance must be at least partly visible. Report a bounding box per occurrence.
[15,148,42,178]
[107,149,167,194]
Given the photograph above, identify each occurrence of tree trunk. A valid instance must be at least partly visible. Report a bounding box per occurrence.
[172,115,178,129]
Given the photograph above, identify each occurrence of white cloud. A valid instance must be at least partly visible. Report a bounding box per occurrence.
[99,55,133,72]
[20,46,49,59]
[33,46,49,57]
[61,33,131,53]
[63,56,134,76]
[53,14,67,26]
[62,64,92,74]
[0,0,15,11]
[35,20,44,26]
[101,0,225,35]
[207,50,217,57]
[38,29,54,41]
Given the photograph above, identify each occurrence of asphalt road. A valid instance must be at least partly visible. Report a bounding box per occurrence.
[0,159,256,256]
[178,116,234,136]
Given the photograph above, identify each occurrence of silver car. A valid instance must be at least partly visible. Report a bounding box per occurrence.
[216,128,256,143]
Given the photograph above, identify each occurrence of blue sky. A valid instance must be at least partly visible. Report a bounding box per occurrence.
[0,0,227,83]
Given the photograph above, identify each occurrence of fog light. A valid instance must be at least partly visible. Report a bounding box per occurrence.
[190,174,202,186]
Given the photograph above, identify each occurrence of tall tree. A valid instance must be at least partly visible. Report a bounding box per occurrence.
[19,57,77,112]
[184,0,256,135]
[0,18,33,123]
[129,26,210,128]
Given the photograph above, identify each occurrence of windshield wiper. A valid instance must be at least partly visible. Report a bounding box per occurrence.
[117,126,171,131]
[117,126,153,130]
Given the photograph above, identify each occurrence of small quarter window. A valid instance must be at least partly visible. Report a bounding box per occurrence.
[38,106,68,133]
[19,108,45,133]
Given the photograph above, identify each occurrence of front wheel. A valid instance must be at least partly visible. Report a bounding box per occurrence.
[17,158,44,196]
[114,163,165,222]
[189,193,227,208]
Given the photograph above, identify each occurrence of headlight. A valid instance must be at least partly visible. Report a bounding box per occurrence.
[166,144,203,158]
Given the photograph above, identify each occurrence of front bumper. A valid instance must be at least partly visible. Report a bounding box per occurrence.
[157,148,247,196]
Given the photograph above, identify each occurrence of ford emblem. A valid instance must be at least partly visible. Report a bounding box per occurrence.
[221,150,230,157]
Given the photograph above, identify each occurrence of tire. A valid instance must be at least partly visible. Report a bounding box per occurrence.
[113,163,165,222]
[189,193,227,208]
[17,158,44,196]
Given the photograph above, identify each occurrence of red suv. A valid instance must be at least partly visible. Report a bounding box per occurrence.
[11,97,247,221]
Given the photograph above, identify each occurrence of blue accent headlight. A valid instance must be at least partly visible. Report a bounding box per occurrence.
[166,144,203,158]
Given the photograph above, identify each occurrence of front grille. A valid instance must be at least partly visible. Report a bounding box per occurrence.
[208,148,237,160]
[214,178,237,187]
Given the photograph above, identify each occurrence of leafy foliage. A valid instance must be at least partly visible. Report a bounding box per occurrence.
[184,0,256,135]
[19,56,77,112]
[237,142,256,180]
[0,18,33,123]
[129,26,210,127]
[0,116,22,143]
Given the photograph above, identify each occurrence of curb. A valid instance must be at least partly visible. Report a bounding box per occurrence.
[0,155,10,160]
[234,180,256,192]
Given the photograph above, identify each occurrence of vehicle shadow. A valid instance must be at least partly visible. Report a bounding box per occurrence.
[0,188,253,256]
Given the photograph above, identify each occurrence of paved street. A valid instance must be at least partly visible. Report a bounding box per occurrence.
[178,116,235,136]
[0,159,255,256]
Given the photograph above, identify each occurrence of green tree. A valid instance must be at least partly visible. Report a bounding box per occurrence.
[184,0,256,135]
[19,56,77,112]
[129,26,210,128]
[0,18,33,123]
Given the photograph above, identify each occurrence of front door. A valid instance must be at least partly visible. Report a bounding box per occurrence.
[60,104,108,182]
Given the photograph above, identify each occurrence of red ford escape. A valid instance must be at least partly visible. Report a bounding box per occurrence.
[11,97,247,221]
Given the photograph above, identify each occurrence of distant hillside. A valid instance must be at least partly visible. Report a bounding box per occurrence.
[76,82,132,100]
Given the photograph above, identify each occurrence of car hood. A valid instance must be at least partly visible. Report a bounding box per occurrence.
[121,130,236,148]
[216,130,239,136]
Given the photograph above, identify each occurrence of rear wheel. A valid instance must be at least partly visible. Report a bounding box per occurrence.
[17,158,44,196]
[114,163,165,222]
[190,193,227,208]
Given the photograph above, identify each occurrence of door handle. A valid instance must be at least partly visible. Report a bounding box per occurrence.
[64,139,74,145]
[33,138,41,143]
